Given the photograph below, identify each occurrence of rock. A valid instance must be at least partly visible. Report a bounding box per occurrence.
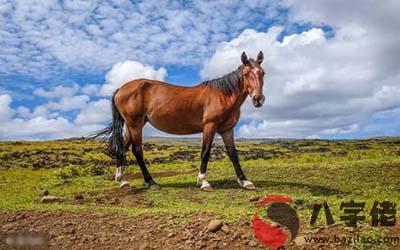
[207,220,224,232]
[39,189,49,196]
[41,195,63,203]
[195,240,206,248]
[110,198,119,204]
[336,193,345,199]
[220,225,229,234]
[74,194,84,200]
[66,228,77,234]
[239,218,250,226]
[201,234,209,240]
[167,232,175,238]
[249,195,260,202]
[62,221,77,227]
[249,240,258,247]
[294,236,306,246]
[210,242,220,249]
[139,243,153,250]
[184,239,195,246]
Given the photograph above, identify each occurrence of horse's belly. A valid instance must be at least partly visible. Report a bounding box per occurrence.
[147,114,203,135]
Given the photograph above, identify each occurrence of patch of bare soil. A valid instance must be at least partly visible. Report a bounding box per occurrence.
[71,187,152,207]
[2,210,398,250]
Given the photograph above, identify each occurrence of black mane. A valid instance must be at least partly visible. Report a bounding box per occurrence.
[201,68,241,94]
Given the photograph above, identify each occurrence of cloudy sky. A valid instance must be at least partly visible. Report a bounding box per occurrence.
[0,0,399,140]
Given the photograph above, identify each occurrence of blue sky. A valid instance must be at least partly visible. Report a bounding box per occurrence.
[1,0,399,140]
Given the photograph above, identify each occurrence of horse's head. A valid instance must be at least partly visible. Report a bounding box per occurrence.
[240,51,265,108]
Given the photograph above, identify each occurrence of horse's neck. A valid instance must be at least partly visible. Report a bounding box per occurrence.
[234,78,248,106]
[225,89,248,109]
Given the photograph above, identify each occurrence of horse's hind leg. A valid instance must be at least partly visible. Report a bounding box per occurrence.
[115,128,131,188]
[127,124,159,189]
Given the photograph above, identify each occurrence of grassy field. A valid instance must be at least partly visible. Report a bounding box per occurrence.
[0,137,399,249]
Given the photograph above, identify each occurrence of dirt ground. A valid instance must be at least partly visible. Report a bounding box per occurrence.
[0,210,263,250]
[2,209,398,250]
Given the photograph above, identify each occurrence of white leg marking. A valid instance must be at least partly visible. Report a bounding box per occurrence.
[237,178,256,190]
[115,166,124,181]
[197,172,213,191]
[115,166,130,188]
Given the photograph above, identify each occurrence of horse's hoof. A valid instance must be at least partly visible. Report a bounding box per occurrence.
[149,184,160,190]
[197,173,213,191]
[120,180,130,189]
[144,182,160,190]
[200,185,213,192]
[243,183,256,190]
[200,182,213,192]
[237,179,256,190]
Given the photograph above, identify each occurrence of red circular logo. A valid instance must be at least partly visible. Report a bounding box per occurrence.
[252,195,300,249]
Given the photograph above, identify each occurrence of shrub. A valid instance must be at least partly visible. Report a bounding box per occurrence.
[86,164,106,176]
[55,165,83,180]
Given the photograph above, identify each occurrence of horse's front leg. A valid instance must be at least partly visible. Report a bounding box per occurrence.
[197,123,217,191]
[220,129,256,190]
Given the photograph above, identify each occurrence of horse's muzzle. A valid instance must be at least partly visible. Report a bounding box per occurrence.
[252,95,265,108]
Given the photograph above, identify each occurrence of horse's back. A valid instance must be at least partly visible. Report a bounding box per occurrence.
[117,79,202,99]
[114,79,206,134]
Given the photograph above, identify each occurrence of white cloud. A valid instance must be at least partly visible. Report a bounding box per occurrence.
[0,94,68,139]
[100,60,167,96]
[34,84,80,99]
[0,94,13,121]
[0,0,282,80]
[2,116,73,139]
[201,12,400,138]
[0,57,171,139]
[46,95,90,111]
[0,93,105,140]
[81,84,100,95]
[0,58,172,139]
[74,99,110,125]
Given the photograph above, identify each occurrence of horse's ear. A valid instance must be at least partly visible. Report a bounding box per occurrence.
[256,51,264,64]
[241,51,249,65]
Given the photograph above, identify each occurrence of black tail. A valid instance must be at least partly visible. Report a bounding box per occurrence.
[88,90,126,166]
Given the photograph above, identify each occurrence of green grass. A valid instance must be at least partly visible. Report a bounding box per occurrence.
[0,138,399,230]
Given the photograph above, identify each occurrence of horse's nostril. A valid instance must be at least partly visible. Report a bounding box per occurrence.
[253,95,264,102]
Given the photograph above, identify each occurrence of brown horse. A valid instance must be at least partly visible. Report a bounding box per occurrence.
[94,51,265,191]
